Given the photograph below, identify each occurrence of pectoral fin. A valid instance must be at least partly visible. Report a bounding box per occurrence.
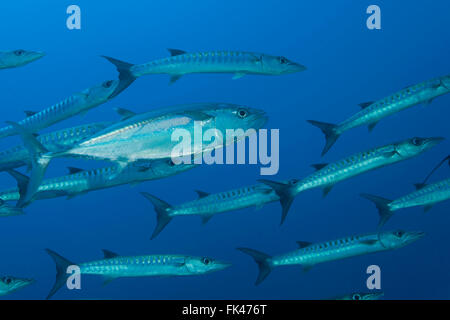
[232,73,245,80]
[169,75,182,84]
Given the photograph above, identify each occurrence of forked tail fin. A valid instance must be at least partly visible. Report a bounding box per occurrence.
[307,120,340,156]
[360,193,393,228]
[45,249,75,300]
[6,121,51,207]
[258,179,297,225]
[237,247,273,286]
[102,56,137,98]
[140,192,173,239]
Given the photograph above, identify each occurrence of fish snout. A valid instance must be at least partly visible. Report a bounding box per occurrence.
[425,137,445,148]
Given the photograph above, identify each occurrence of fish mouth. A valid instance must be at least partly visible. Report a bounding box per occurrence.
[405,231,426,244]
[365,292,384,300]
[424,137,445,149]
[213,261,232,271]
[283,62,306,74]
[0,205,24,217]
[248,110,268,129]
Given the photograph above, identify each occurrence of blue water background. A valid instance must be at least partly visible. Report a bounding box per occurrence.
[0,0,449,299]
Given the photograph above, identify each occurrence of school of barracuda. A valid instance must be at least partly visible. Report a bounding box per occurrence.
[0,48,448,299]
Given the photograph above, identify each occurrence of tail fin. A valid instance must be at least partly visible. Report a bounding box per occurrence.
[140,192,173,239]
[102,56,136,98]
[307,120,340,156]
[45,249,75,300]
[237,247,273,285]
[258,179,296,225]
[6,121,50,207]
[360,193,393,228]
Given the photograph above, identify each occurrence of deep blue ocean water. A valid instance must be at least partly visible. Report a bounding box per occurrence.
[0,0,449,300]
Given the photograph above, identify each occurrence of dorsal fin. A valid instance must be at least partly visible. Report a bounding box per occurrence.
[311,163,328,171]
[102,249,119,259]
[296,241,312,249]
[167,48,187,56]
[195,190,210,199]
[359,102,374,109]
[24,110,37,117]
[114,107,136,120]
[67,167,84,175]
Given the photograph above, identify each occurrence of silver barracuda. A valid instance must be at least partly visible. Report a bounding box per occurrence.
[140,184,279,239]
[12,103,267,207]
[45,248,231,299]
[0,122,111,172]
[238,230,424,285]
[362,178,450,228]
[259,137,443,224]
[0,79,121,140]
[362,155,450,227]
[331,292,384,300]
[0,276,34,296]
[0,50,44,70]
[308,74,450,155]
[103,49,306,97]
[0,160,196,210]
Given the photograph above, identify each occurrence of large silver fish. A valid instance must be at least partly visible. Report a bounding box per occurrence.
[308,74,450,155]
[239,230,424,285]
[12,103,267,207]
[0,122,110,172]
[0,50,44,69]
[260,137,443,224]
[0,276,34,296]
[46,248,231,299]
[0,79,121,139]
[0,160,196,211]
[103,49,306,97]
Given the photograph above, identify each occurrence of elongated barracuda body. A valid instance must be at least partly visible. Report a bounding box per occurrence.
[141,183,278,239]
[0,122,110,171]
[0,276,34,296]
[260,137,443,224]
[0,80,120,139]
[362,178,450,227]
[239,230,424,285]
[45,248,231,299]
[103,49,306,97]
[0,160,195,209]
[0,50,44,69]
[308,74,450,155]
[13,103,267,207]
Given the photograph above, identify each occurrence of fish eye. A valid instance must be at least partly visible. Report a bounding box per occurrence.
[352,294,361,300]
[278,56,288,64]
[395,231,404,237]
[202,257,212,265]
[14,50,25,56]
[412,138,423,146]
[237,109,248,119]
[103,80,114,88]
[3,277,12,284]
[166,159,176,167]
